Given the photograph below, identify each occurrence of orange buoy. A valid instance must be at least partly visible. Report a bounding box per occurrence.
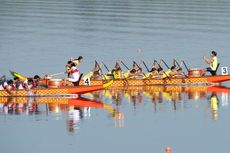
[165,146,171,153]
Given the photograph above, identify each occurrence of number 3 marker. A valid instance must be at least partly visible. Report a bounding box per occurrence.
[221,67,228,75]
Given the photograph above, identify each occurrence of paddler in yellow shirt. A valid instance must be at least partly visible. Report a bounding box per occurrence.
[124,62,143,79]
[111,62,124,79]
[162,65,177,79]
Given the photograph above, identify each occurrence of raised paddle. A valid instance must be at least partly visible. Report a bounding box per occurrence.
[120,60,130,70]
[182,60,190,72]
[173,59,182,68]
[133,61,147,78]
[161,59,170,69]
[173,59,188,77]
[95,60,107,81]
[142,60,150,72]
[154,60,171,80]
[101,61,110,72]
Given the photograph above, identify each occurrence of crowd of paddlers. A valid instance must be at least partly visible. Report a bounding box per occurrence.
[0,51,218,94]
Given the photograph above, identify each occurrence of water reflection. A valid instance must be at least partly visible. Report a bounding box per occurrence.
[0,85,229,133]
[209,92,219,121]
[0,97,40,115]
[94,85,229,120]
[0,96,123,133]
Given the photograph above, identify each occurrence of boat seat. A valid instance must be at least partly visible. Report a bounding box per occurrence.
[210,63,220,76]
[73,73,83,86]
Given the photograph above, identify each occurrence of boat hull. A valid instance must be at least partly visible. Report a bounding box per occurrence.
[0,83,112,97]
[79,75,230,87]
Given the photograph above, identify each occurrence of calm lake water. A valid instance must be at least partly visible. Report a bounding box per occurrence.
[1,0,230,153]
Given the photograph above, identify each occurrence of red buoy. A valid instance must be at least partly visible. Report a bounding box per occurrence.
[165,146,171,153]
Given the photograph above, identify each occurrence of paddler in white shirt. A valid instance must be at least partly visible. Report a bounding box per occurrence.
[64,62,81,86]
[0,79,14,95]
[66,56,83,77]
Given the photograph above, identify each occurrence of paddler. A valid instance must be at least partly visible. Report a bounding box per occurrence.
[172,60,185,77]
[162,65,177,79]
[111,62,124,79]
[203,51,218,75]
[174,67,184,77]
[64,62,81,86]
[147,59,165,78]
[33,75,41,87]
[22,75,42,89]
[0,79,14,95]
[90,61,103,80]
[144,65,164,78]
[13,76,24,89]
[23,78,36,91]
[125,61,143,78]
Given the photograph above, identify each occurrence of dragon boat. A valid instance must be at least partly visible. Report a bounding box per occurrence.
[9,70,230,88]
[78,74,230,87]
[0,79,113,97]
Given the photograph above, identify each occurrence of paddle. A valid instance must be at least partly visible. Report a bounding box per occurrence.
[182,60,190,72]
[142,61,150,72]
[173,59,188,78]
[95,60,107,81]
[133,61,147,78]
[154,60,170,80]
[101,61,110,72]
[120,60,130,70]
[173,59,182,68]
[161,59,170,69]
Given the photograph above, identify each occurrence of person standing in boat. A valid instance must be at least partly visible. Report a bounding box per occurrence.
[71,56,83,67]
[64,62,81,86]
[66,56,83,77]
[203,51,218,75]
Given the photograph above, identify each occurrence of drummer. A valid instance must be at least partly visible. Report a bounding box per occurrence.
[203,51,218,75]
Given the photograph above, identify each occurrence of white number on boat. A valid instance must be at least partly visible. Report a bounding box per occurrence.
[221,67,228,75]
[84,77,90,86]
